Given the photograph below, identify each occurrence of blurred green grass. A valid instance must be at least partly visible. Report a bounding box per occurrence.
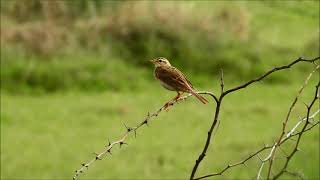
[1,78,319,179]
[1,0,319,93]
[1,0,319,179]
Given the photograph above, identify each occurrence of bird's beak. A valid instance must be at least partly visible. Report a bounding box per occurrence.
[149,59,155,64]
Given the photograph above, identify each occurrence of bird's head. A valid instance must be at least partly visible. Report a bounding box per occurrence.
[150,57,171,67]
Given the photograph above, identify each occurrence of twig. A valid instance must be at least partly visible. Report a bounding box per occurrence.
[266,65,319,179]
[73,91,217,179]
[220,68,224,93]
[74,56,319,180]
[193,109,319,180]
[194,145,272,180]
[190,57,319,180]
[222,56,319,96]
[190,69,225,179]
[273,82,320,180]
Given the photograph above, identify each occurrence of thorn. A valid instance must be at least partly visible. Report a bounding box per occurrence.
[143,120,149,126]
[119,141,128,148]
[95,156,102,160]
[123,123,132,132]
[123,122,128,129]
[286,155,290,159]
[302,102,309,108]
[107,138,111,146]
[93,152,98,156]
[134,129,137,138]
[107,148,112,154]
[263,143,268,147]
[81,163,85,166]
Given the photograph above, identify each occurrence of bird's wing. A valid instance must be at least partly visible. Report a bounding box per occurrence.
[171,67,194,89]
[155,66,193,92]
[185,77,194,89]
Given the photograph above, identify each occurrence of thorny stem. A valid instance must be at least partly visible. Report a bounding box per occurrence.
[266,65,319,179]
[193,107,319,180]
[272,82,320,180]
[74,56,319,180]
[73,91,217,179]
[190,56,319,180]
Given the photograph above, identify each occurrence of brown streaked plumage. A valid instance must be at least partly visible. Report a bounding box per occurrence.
[150,57,208,108]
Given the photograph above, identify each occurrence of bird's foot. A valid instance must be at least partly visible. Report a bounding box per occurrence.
[176,97,185,102]
[163,101,174,111]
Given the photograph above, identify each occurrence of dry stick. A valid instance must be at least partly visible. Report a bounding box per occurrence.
[73,91,218,180]
[193,111,319,180]
[222,57,319,96]
[194,66,319,180]
[273,82,320,180]
[256,111,320,180]
[74,57,319,180]
[280,111,319,144]
[194,145,272,180]
[266,65,320,179]
[190,69,225,180]
[190,56,320,180]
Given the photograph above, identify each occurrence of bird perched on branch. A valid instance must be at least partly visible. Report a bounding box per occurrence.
[150,57,208,109]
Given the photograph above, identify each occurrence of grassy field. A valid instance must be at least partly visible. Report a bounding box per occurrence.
[1,1,319,179]
[1,74,319,179]
[1,1,319,93]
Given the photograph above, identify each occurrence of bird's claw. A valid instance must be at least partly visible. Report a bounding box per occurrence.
[163,102,173,111]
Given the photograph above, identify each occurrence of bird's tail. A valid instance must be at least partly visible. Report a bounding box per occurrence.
[190,91,209,104]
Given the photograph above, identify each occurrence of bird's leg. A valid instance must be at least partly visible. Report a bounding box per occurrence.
[164,92,182,110]
[175,92,184,101]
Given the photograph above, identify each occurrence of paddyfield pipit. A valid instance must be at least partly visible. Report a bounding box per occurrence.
[150,57,208,109]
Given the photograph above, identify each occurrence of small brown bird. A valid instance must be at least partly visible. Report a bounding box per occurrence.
[150,57,208,108]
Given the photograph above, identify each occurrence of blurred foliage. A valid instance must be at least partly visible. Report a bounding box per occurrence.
[1,0,319,93]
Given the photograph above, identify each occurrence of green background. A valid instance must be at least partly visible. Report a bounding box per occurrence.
[1,0,319,179]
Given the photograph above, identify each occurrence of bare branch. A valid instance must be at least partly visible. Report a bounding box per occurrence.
[194,145,272,180]
[222,57,319,97]
[73,91,218,179]
[273,82,320,180]
[74,56,319,180]
[189,96,223,179]
[266,65,319,179]
[193,110,319,180]
[190,57,319,180]
[220,68,224,94]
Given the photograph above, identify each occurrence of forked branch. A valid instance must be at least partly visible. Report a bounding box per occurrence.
[190,56,319,180]
[194,110,319,180]
[74,56,319,180]
[265,65,319,179]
